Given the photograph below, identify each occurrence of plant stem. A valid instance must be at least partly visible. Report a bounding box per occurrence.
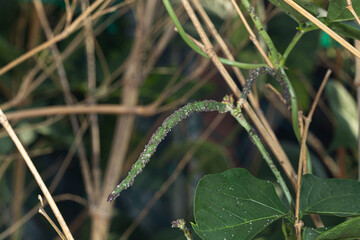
[279,68,300,141]
[283,0,360,60]
[107,100,228,202]
[223,96,294,208]
[280,30,305,67]
[239,0,279,65]
[0,110,74,240]
[162,0,266,69]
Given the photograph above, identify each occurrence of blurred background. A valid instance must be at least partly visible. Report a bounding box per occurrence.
[0,0,358,239]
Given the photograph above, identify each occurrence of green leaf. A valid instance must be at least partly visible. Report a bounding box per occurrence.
[269,0,318,23]
[191,168,289,240]
[329,21,360,40]
[328,0,360,22]
[300,174,360,217]
[315,216,360,239]
[325,80,358,150]
[303,227,326,240]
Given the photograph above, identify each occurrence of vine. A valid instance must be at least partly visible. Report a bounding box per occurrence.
[107,100,228,202]
[107,67,290,203]
[241,67,291,107]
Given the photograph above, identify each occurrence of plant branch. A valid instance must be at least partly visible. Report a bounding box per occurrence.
[0,0,105,76]
[162,0,266,69]
[280,30,305,67]
[224,96,293,208]
[239,0,279,65]
[346,0,360,25]
[0,110,74,240]
[179,0,297,188]
[283,0,360,60]
[231,0,274,68]
[33,0,95,203]
[294,70,331,239]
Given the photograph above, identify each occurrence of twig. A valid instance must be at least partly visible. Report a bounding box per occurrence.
[180,0,297,189]
[0,110,74,240]
[0,0,104,76]
[283,0,360,60]
[265,83,287,105]
[80,0,102,201]
[346,0,360,25]
[38,195,66,240]
[0,194,87,240]
[294,70,331,239]
[190,0,259,109]
[230,0,274,68]
[162,0,266,69]
[33,0,95,204]
[4,104,152,120]
[49,120,89,193]
[239,0,279,64]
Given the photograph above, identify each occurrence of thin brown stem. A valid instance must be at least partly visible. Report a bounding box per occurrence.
[294,70,331,239]
[181,0,297,188]
[80,0,102,201]
[0,0,104,76]
[0,194,87,240]
[346,0,360,25]
[33,0,95,203]
[38,195,66,240]
[283,0,360,60]
[230,0,274,68]
[0,110,74,240]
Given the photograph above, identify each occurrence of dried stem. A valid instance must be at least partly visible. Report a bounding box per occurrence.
[346,0,360,25]
[230,0,274,68]
[0,194,87,240]
[80,0,102,201]
[180,0,297,188]
[0,110,74,240]
[38,195,66,240]
[33,0,95,204]
[0,0,105,76]
[294,70,331,239]
[283,0,360,60]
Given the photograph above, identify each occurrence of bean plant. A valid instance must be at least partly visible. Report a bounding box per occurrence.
[109,1,360,239]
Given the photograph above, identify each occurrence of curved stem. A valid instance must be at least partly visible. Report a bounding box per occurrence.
[223,96,293,208]
[162,0,266,69]
[107,100,227,202]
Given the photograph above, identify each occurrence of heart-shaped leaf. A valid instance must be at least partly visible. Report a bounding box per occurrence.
[300,174,360,217]
[192,168,289,240]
